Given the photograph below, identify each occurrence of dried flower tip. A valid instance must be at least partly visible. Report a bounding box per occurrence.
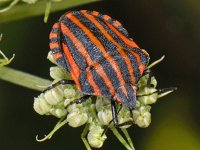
[87,126,107,148]
[0,50,15,67]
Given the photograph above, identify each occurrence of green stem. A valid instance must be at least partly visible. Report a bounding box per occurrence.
[36,117,68,142]
[0,0,100,24]
[110,126,133,150]
[0,0,20,13]
[81,124,92,150]
[0,66,51,91]
[121,128,135,150]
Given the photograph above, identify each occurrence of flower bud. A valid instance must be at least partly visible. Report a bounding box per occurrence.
[98,109,112,125]
[67,111,88,128]
[64,87,77,99]
[33,94,51,115]
[134,112,151,128]
[87,126,107,148]
[44,86,64,105]
[50,67,65,80]
[132,106,151,128]
[96,97,110,112]
[49,107,67,118]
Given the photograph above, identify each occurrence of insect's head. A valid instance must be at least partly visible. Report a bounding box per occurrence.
[115,84,138,109]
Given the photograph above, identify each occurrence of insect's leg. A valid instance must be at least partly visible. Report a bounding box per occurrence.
[111,98,119,126]
[66,95,93,107]
[137,87,177,97]
[43,79,75,93]
[115,121,134,127]
[102,104,122,136]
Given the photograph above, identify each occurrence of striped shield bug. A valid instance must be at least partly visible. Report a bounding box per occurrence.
[47,10,156,126]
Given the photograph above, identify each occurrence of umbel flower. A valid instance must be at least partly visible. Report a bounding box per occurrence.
[34,52,175,150]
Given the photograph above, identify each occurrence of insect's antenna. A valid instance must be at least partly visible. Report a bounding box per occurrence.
[137,87,177,98]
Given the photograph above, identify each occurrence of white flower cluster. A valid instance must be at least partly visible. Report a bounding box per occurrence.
[34,52,173,149]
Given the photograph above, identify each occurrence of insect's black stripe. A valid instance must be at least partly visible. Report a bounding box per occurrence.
[56,34,71,72]
[96,57,121,91]
[55,55,71,72]
[49,37,58,43]
[131,48,149,66]
[125,51,141,83]
[124,84,136,108]
[86,10,129,37]
[49,23,71,72]
[61,32,87,70]
[89,66,112,97]
[62,16,103,62]
[78,70,95,95]
[51,47,61,54]
[126,85,135,101]
[51,27,59,33]
[75,12,132,85]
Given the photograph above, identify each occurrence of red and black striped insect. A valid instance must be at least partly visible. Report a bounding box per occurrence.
[47,10,150,126]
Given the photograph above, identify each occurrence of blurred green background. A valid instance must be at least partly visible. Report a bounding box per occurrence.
[0,0,200,149]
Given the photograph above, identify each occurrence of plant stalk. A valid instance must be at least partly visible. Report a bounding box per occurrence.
[0,66,51,91]
[0,0,100,24]
[110,126,133,150]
